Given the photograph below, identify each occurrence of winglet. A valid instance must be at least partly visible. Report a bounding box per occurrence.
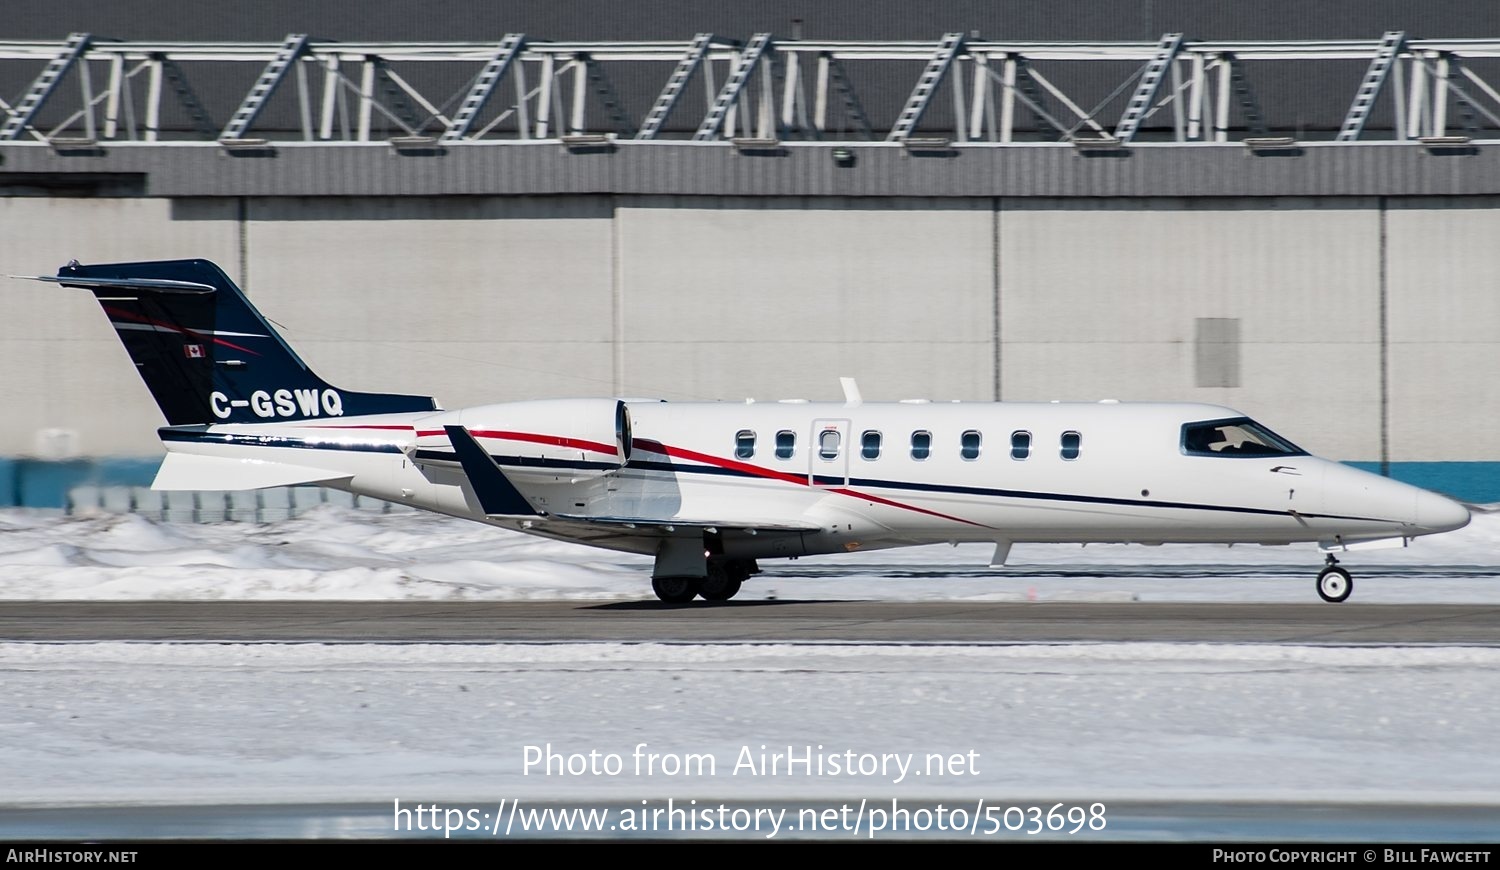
[443,425,539,516]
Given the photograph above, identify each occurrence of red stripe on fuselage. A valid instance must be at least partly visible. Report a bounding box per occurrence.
[386,425,988,529]
[651,442,809,487]
[415,429,619,456]
[471,429,620,456]
[829,487,990,528]
[646,441,991,529]
[307,425,416,431]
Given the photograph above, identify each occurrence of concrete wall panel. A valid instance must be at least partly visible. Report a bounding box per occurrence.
[616,197,994,401]
[0,198,240,456]
[1387,198,1500,461]
[998,198,1382,459]
[624,341,994,405]
[244,196,615,409]
[2,191,1493,471]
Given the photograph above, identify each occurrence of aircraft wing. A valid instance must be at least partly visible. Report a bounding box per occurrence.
[443,425,819,533]
[547,513,821,533]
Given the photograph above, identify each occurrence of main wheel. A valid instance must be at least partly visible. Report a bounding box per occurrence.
[652,575,699,603]
[1316,566,1352,603]
[698,562,743,601]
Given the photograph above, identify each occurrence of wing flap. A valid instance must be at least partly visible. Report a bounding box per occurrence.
[549,513,820,533]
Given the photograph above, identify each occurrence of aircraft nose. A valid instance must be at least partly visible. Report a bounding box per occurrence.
[1416,489,1471,533]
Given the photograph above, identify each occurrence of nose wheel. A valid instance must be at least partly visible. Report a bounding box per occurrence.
[1316,556,1352,603]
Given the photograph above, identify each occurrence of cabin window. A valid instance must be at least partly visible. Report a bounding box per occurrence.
[910,430,932,461]
[1061,431,1082,460]
[818,429,842,460]
[1181,418,1306,457]
[960,430,982,461]
[1010,430,1031,460]
[775,430,796,459]
[735,430,756,460]
[861,430,882,460]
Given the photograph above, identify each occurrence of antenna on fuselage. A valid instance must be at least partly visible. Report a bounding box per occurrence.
[840,377,863,408]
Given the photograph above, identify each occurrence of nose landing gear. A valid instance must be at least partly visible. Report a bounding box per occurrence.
[1316,554,1352,603]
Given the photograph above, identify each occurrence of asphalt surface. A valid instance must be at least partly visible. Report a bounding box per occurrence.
[3,601,1498,644]
[3,799,1498,842]
[5,601,1497,842]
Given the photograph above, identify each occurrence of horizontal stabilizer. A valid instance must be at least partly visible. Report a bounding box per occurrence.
[444,425,539,516]
[152,452,353,491]
[550,513,820,533]
[24,274,216,294]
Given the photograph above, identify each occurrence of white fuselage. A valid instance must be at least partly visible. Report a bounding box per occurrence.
[154,399,1470,561]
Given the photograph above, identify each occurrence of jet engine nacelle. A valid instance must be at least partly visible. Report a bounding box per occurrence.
[419,398,633,483]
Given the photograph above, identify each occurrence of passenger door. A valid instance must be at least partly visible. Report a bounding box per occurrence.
[809,419,851,487]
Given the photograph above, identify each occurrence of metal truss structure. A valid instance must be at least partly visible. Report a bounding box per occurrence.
[3,32,1500,146]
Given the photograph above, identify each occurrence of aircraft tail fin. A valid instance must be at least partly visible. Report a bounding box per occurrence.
[45,258,438,425]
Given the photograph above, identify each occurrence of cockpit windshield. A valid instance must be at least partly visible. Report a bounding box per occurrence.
[1181,417,1306,457]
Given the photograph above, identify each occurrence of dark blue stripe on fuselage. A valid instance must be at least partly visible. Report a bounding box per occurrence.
[420,448,1386,524]
[412,449,621,472]
[845,473,1289,518]
[178,432,1389,525]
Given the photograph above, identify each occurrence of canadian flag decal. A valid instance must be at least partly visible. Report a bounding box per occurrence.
[184,344,205,359]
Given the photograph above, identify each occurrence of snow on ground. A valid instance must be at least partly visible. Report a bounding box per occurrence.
[0,504,1497,602]
[3,641,1499,808]
[1,507,1497,814]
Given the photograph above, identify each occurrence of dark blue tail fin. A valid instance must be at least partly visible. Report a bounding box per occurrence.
[57,258,438,425]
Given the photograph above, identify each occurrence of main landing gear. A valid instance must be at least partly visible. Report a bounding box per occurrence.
[651,559,756,603]
[1316,554,1353,603]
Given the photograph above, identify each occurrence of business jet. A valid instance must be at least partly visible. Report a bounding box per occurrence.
[24,258,1471,603]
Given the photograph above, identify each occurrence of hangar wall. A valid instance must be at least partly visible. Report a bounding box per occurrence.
[1,197,243,459]
[2,193,1494,482]
[998,198,1384,462]
[1385,198,1500,463]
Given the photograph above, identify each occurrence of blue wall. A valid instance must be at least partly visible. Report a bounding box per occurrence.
[1344,462,1500,506]
[0,458,163,509]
